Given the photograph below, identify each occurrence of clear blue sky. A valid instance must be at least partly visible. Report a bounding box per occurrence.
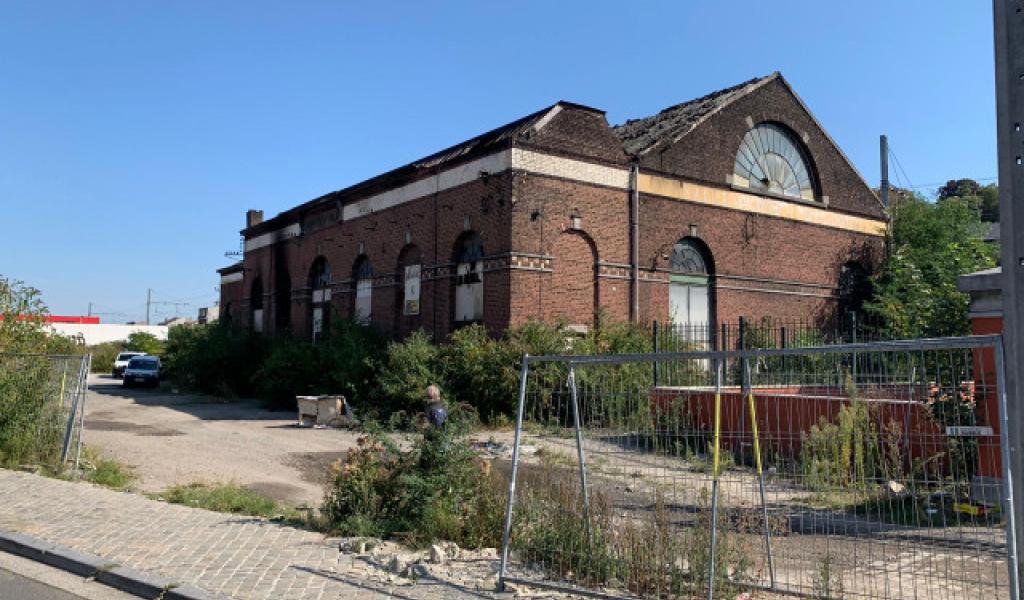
[0,1,997,323]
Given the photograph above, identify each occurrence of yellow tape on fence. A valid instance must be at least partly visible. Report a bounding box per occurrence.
[747,391,764,476]
[712,389,722,479]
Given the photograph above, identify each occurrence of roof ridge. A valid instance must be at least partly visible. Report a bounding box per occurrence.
[613,72,779,156]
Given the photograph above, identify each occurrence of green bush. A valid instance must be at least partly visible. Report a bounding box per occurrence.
[441,325,521,423]
[88,341,125,373]
[0,355,66,468]
[321,429,504,548]
[372,330,444,416]
[162,323,265,397]
[257,336,320,407]
[316,318,384,407]
[0,277,86,468]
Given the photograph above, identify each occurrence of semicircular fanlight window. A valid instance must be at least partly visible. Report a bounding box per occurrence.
[733,123,815,200]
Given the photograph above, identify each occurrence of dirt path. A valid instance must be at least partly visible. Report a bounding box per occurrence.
[81,374,365,507]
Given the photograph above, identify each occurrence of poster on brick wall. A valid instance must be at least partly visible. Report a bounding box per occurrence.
[403,264,421,315]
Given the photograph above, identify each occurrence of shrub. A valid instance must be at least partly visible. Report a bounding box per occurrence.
[322,429,504,548]
[442,325,520,423]
[256,336,319,407]
[162,323,264,397]
[0,354,66,468]
[0,277,85,468]
[89,341,125,373]
[375,331,443,411]
[316,318,384,408]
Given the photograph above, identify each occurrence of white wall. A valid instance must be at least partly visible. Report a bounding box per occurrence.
[49,323,170,346]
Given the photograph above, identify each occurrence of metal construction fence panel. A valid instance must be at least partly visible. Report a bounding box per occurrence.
[0,353,91,470]
[499,336,1018,600]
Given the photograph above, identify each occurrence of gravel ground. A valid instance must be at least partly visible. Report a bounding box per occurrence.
[81,374,361,507]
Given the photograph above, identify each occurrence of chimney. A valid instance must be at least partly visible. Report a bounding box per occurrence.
[246,209,264,228]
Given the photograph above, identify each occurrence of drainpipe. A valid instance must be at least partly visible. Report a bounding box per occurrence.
[630,160,640,322]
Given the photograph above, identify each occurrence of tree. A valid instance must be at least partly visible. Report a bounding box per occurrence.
[937,178,999,222]
[865,194,997,338]
[0,276,80,354]
[125,331,165,356]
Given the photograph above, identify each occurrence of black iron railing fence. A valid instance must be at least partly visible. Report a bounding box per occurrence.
[652,313,886,354]
[651,314,889,388]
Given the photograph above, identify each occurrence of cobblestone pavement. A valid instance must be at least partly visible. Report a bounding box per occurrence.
[0,470,516,600]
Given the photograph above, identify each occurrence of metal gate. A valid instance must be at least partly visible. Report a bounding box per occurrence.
[498,336,1018,600]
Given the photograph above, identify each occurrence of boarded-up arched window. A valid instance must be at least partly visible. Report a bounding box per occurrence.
[353,256,373,324]
[454,232,483,324]
[309,256,331,341]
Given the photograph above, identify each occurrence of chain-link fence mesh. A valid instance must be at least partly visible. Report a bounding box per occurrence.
[499,336,1017,600]
[0,353,90,470]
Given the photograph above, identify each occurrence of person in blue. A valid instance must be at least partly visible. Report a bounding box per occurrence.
[424,384,447,430]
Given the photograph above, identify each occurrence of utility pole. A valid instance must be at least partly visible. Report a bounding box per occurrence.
[87,302,92,318]
[145,288,152,325]
[994,0,1023,586]
[879,134,890,208]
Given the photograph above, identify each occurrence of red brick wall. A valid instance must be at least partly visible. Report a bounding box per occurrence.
[506,169,882,331]
[542,230,598,325]
[236,173,515,341]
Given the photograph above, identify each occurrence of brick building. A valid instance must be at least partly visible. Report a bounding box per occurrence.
[218,72,887,341]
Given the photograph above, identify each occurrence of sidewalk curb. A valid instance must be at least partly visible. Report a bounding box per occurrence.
[0,529,223,599]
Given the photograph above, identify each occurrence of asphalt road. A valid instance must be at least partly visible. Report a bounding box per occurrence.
[0,552,137,600]
[0,567,89,600]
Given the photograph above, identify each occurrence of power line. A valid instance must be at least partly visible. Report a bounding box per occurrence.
[888,146,915,192]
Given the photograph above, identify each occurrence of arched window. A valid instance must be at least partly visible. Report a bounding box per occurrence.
[353,256,373,324]
[250,277,264,333]
[396,245,422,318]
[733,123,816,201]
[669,238,713,337]
[308,257,331,341]
[454,232,483,324]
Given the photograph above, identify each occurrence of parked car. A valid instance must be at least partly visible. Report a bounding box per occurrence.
[112,351,146,378]
[122,356,161,388]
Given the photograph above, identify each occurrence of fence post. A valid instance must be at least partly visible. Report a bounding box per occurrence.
[74,354,91,471]
[498,354,531,592]
[995,340,1021,600]
[744,359,777,589]
[850,311,859,385]
[780,325,788,386]
[653,320,660,387]
[706,358,723,600]
[567,364,592,546]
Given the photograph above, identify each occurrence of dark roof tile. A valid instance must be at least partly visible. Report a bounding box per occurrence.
[613,73,777,156]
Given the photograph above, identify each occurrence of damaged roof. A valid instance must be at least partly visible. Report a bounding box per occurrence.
[244,101,599,235]
[613,73,778,156]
